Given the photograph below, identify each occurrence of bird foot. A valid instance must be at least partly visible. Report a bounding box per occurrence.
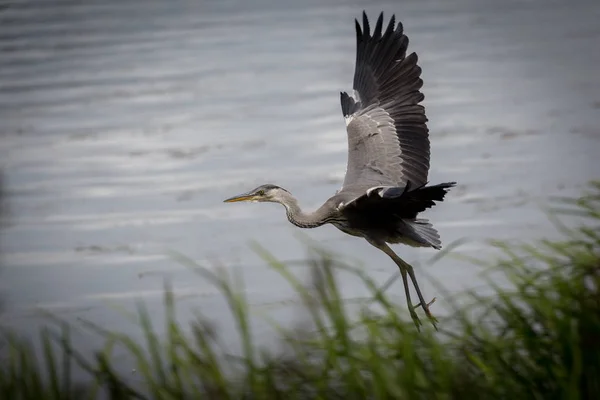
[413,297,436,310]
[413,297,438,331]
[409,308,422,331]
[424,309,438,331]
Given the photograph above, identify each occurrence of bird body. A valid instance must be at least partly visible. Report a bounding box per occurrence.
[224,12,456,329]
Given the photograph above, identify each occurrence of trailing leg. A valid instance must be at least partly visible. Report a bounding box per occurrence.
[367,239,437,330]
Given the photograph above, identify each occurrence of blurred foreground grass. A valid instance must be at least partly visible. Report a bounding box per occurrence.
[1,182,599,399]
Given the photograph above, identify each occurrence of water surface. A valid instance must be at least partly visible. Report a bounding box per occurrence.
[1,0,599,364]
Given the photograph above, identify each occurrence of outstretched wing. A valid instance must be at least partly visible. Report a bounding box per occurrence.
[339,11,430,193]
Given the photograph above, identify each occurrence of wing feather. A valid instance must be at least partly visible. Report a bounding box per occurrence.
[340,11,430,193]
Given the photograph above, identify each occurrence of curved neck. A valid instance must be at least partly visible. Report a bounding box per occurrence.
[278,191,328,229]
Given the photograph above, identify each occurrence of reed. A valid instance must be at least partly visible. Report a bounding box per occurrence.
[1,181,599,399]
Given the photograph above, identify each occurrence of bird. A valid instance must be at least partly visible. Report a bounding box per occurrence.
[224,11,456,329]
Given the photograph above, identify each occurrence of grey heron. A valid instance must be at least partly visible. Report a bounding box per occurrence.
[224,11,456,329]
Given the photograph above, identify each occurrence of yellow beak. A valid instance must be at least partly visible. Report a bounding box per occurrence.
[223,194,255,203]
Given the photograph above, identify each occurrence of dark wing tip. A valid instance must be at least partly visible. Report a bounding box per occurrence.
[373,12,384,40]
[362,10,370,36]
[386,14,396,35]
[356,11,401,41]
[352,12,413,106]
[354,18,362,42]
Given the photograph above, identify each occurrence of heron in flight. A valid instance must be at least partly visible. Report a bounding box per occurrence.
[224,11,455,329]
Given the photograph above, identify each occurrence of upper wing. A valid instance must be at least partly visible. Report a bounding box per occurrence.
[340,12,430,192]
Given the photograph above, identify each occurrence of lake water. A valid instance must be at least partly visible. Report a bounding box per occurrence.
[1,0,599,374]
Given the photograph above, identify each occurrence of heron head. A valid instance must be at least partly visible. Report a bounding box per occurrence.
[223,184,290,204]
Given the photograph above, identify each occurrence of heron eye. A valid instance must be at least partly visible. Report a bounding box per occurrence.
[257,190,265,196]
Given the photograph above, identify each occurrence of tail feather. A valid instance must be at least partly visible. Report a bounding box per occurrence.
[405,219,442,249]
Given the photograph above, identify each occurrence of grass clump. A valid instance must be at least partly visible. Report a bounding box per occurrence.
[1,181,599,399]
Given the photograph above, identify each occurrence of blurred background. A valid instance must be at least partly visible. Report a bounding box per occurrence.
[0,0,599,369]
